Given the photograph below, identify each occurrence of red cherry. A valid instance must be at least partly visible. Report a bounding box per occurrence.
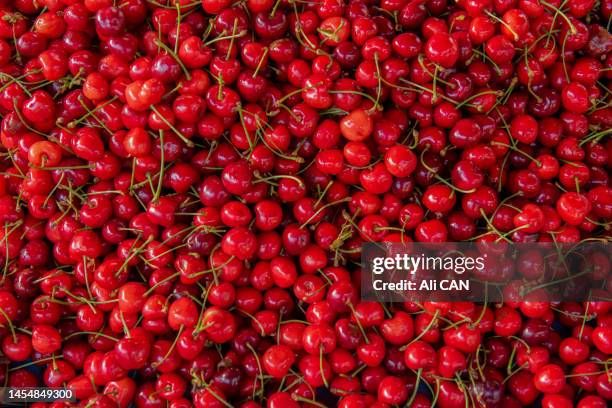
[384,145,417,178]
[556,192,592,226]
[425,33,459,68]
[534,364,566,394]
[340,109,373,142]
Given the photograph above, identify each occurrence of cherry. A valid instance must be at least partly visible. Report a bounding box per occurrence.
[513,203,544,233]
[2,333,33,361]
[510,114,538,144]
[340,109,373,142]
[125,78,165,111]
[423,184,456,213]
[425,32,459,68]
[556,192,592,226]
[437,345,467,378]
[299,354,332,388]
[263,345,295,378]
[534,364,566,394]
[404,340,437,371]
[558,338,589,365]
[378,375,409,405]
[31,325,62,354]
[112,329,149,370]
[384,145,417,178]
[592,326,612,354]
[449,118,482,148]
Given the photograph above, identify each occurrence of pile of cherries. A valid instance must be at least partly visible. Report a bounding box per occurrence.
[0,0,611,407]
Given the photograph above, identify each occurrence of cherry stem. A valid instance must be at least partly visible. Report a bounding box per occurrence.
[116,236,154,277]
[371,54,383,113]
[470,49,502,76]
[246,343,265,399]
[12,99,47,137]
[153,130,165,202]
[239,308,267,336]
[154,39,191,80]
[328,89,380,109]
[430,378,441,407]
[0,72,33,97]
[9,355,63,372]
[541,0,577,34]
[144,272,180,296]
[419,148,476,194]
[418,55,453,86]
[254,174,304,187]
[119,309,133,338]
[152,325,183,368]
[68,96,118,128]
[173,3,182,54]
[496,141,542,166]
[3,221,23,277]
[63,331,119,342]
[319,346,329,388]
[204,30,248,47]
[461,372,476,407]
[318,18,347,47]
[60,288,96,311]
[521,268,592,298]
[347,301,369,344]
[471,294,489,329]
[579,128,612,146]
[485,11,519,42]
[394,77,460,106]
[503,361,528,384]
[269,0,282,17]
[401,310,440,350]
[149,105,194,147]
[406,368,422,406]
[350,363,367,378]
[226,19,241,61]
[314,180,333,208]
[252,47,269,78]
[276,86,309,105]
[201,382,234,408]
[455,89,501,110]
[0,307,17,342]
[299,197,351,229]
[258,132,305,163]
[330,211,359,265]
